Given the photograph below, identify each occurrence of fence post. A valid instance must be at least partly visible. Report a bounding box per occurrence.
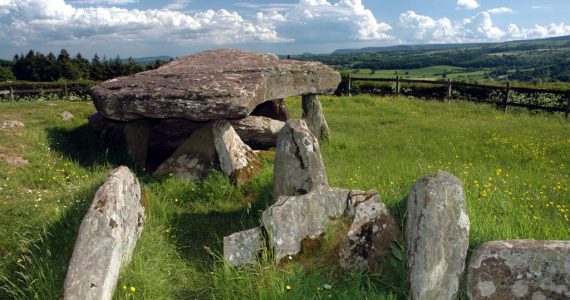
[447,78,453,101]
[9,85,14,101]
[346,73,352,97]
[565,91,570,118]
[63,83,69,101]
[503,82,511,113]
[396,75,401,95]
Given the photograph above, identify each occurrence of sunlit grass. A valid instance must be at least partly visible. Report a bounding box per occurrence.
[1,96,568,299]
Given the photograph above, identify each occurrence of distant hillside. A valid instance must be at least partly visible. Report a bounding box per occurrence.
[332,35,570,55]
[121,56,172,64]
[295,35,570,83]
[333,43,483,55]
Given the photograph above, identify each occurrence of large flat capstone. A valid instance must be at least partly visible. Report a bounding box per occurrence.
[90,49,341,122]
[64,166,145,300]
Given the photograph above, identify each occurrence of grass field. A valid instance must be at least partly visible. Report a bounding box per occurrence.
[351,66,489,81]
[1,96,569,299]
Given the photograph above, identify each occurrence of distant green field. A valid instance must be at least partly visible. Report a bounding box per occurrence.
[352,66,489,81]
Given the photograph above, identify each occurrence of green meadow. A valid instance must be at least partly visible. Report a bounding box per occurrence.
[1,95,569,299]
[351,66,489,81]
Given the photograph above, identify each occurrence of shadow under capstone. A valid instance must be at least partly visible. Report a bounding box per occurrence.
[45,124,131,169]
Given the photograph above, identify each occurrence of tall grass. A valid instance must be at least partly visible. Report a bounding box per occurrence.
[1,96,568,299]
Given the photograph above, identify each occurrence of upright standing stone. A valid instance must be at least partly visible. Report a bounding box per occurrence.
[213,120,261,184]
[153,122,220,180]
[154,120,260,183]
[468,240,570,300]
[124,120,150,170]
[302,94,330,142]
[272,119,328,199]
[406,171,470,300]
[64,166,145,300]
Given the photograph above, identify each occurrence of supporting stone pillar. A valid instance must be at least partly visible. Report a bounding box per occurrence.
[301,94,330,142]
[124,120,150,170]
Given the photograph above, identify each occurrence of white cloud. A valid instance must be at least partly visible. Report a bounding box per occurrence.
[467,12,506,39]
[0,0,392,53]
[244,0,393,42]
[485,7,513,15]
[399,9,570,44]
[399,10,509,43]
[163,0,191,11]
[508,23,570,39]
[456,0,479,10]
[70,0,138,5]
[0,0,282,48]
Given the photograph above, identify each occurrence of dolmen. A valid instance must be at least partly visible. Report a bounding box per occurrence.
[89,49,340,182]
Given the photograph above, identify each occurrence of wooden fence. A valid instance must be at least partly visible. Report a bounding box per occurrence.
[341,75,570,118]
[0,83,91,101]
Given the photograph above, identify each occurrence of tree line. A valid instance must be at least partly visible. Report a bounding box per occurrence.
[0,49,171,82]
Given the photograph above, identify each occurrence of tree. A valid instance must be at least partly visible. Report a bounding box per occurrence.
[146,58,168,70]
[57,49,81,80]
[43,53,59,81]
[109,55,124,78]
[90,54,106,80]
[125,57,144,75]
[12,50,42,81]
[73,53,90,80]
[0,66,15,81]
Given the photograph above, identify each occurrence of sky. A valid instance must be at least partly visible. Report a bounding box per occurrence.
[0,0,569,59]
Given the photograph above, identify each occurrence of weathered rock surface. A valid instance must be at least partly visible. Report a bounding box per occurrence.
[339,194,401,271]
[60,111,74,121]
[64,166,145,300]
[263,186,348,263]
[124,120,150,169]
[90,49,340,122]
[88,112,124,140]
[89,112,283,170]
[213,120,261,184]
[263,186,398,268]
[406,171,470,300]
[229,116,285,149]
[146,118,203,168]
[154,120,260,183]
[154,122,219,180]
[273,119,328,199]
[302,94,330,141]
[468,240,570,300]
[251,99,289,122]
[0,153,28,166]
[223,227,263,267]
[1,120,24,129]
